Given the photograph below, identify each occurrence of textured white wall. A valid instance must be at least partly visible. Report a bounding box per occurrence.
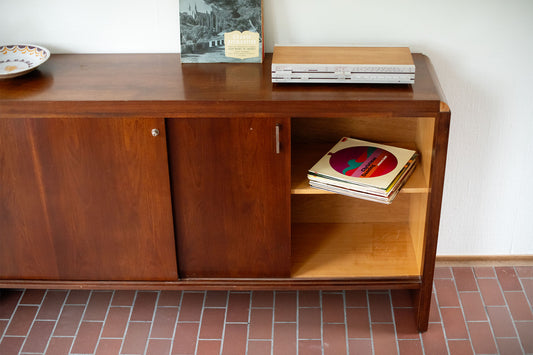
[2,0,532,255]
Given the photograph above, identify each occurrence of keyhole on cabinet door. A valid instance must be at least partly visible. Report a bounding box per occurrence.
[151,128,160,137]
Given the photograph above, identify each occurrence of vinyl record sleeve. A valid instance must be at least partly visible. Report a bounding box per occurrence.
[308,137,417,191]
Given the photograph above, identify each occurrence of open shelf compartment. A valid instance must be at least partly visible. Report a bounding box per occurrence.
[291,222,420,278]
[290,115,435,279]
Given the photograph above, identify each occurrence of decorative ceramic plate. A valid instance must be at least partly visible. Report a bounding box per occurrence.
[0,44,50,79]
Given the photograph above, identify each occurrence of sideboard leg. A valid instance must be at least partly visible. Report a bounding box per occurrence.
[414,282,433,332]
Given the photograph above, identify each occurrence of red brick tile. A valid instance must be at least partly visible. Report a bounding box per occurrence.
[45,337,74,355]
[521,278,533,306]
[496,267,523,291]
[5,305,38,336]
[452,267,478,291]
[249,308,273,340]
[130,291,158,321]
[111,290,136,306]
[299,291,320,308]
[459,292,487,321]
[516,321,533,353]
[95,338,122,355]
[122,321,151,355]
[447,339,473,355]
[146,339,172,355]
[496,337,525,355]
[172,322,199,354]
[516,266,533,278]
[434,266,452,279]
[222,323,248,355]
[372,323,398,355]
[204,291,227,308]
[398,339,423,355]
[248,340,272,355]
[486,306,517,337]
[298,307,321,339]
[21,320,54,353]
[273,322,296,355]
[0,290,22,319]
[322,293,345,323]
[421,323,447,355]
[227,292,250,323]
[83,291,112,321]
[197,340,221,355]
[467,322,498,354]
[53,305,84,336]
[348,339,373,355]
[151,306,179,339]
[274,292,296,322]
[391,290,413,308]
[478,278,506,306]
[252,291,273,308]
[504,291,533,320]
[474,266,496,278]
[65,290,90,305]
[20,289,45,305]
[323,323,347,355]
[434,279,460,307]
[101,306,130,338]
[178,292,205,322]
[0,320,7,335]
[345,290,367,307]
[394,308,419,340]
[199,308,225,339]
[429,293,441,322]
[298,340,322,355]
[368,292,392,323]
[0,336,24,355]
[346,307,370,339]
[36,290,67,320]
[158,291,182,307]
[440,307,468,340]
[71,321,103,354]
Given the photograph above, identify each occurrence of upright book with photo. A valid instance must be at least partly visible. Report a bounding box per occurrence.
[179,0,263,63]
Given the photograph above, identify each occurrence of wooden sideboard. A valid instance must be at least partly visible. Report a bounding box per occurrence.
[0,53,450,331]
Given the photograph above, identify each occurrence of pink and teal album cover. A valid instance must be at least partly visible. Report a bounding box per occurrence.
[308,137,416,190]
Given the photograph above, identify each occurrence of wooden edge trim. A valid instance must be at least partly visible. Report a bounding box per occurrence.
[0,279,421,291]
[436,255,533,266]
[440,101,450,113]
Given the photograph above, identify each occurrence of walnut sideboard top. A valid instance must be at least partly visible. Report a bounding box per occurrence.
[0,53,447,118]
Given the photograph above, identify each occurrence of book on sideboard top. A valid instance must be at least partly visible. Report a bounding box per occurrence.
[179,0,263,63]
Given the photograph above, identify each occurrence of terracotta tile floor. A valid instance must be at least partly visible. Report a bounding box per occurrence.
[1,266,532,354]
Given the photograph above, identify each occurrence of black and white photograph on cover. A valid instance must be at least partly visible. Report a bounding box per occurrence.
[179,0,263,63]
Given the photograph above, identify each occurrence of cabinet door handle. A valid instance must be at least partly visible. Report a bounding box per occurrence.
[151,128,160,137]
[275,124,281,154]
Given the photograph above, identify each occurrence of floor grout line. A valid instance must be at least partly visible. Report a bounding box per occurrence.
[17,289,46,353]
[168,290,184,355]
[143,291,160,355]
[118,290,137,355]
[496,266,527,354]
[219,290,229,355]
[41,290,68,354]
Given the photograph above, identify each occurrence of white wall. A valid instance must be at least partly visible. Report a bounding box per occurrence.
[2,0,532,255]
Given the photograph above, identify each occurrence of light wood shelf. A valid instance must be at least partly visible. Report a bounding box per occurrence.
[291,222,420,278]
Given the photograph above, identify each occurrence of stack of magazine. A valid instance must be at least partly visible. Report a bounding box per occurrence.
[307,137,418,204]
